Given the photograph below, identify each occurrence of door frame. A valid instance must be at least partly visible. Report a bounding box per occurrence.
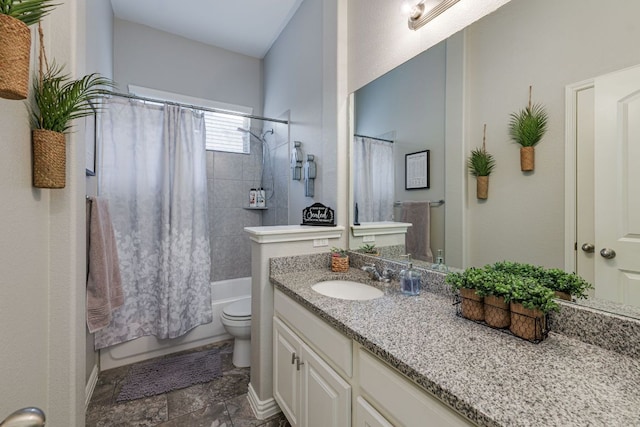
[564,78,595,273]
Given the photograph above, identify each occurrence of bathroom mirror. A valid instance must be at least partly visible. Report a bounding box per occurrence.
[349,0,640,319]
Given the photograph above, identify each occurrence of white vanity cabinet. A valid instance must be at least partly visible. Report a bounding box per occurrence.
[274,317,351,427]
[273,289,474,427]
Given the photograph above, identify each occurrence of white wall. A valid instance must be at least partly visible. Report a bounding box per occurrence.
[263,0,342,225]
[0,0,87,424]
[113,19,263,114]
[463,0,640,268]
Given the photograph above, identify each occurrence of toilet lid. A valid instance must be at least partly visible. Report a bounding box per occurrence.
[223,299,251,318]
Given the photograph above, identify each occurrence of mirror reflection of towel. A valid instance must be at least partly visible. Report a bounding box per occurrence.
[401,201,433,262]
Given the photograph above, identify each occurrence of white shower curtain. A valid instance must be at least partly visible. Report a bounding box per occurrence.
[94,97,212,349]
[353,136,394,222]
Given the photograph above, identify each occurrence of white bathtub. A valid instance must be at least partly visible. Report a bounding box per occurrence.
[99,277,251,370]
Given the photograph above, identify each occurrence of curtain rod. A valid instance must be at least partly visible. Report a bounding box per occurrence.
[354,134,394,143]
[107,92,289,125]
[394,199,445,207]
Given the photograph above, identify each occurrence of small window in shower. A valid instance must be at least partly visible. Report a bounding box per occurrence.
[128,85,253,154]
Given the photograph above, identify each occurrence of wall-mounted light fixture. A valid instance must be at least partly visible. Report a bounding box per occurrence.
[401,0,461,30]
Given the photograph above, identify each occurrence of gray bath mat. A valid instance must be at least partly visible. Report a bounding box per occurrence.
[116,348,223,402]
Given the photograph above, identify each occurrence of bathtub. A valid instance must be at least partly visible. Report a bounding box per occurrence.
[99,277,251,370]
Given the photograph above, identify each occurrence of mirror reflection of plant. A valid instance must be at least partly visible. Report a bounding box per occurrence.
[29,63,114,133]
[539,268,593,300]
[358,243,378,254]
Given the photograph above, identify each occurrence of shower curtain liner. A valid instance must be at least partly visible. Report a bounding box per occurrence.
[94,97,212,349]
[353,136,394,222]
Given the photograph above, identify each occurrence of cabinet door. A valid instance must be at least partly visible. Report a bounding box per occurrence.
[301,342,351,427]
[355,397,393,427]
[274,317,302,427]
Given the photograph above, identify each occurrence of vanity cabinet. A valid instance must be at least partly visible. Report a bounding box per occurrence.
[274,317,351,427]
[273,289,473,427]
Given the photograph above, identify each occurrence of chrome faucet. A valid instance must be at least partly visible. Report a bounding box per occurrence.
[361,264,393,282]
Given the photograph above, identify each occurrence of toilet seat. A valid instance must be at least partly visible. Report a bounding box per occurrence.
[222,299,251,321]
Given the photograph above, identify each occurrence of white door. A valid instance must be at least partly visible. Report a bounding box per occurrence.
[355,397,393,427]
[301,342,351,427]
[273,318,301,427]
[593,65,640,305]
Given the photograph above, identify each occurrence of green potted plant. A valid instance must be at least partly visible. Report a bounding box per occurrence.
[508,86,548,171]
[0,0,57,99]
[474,269,514,329]
[508,276,558,341]
[29,63,113,188]
[446,269,484,321]
[539,268,593,301]
[467,124,496,200]
[330,247,349,272]
[358,243,379,256]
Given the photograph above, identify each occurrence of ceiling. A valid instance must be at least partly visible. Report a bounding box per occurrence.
[110,0,305,59]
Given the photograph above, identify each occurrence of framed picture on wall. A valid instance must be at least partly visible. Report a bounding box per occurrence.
[85,101,97,176]
[405,150,430,190]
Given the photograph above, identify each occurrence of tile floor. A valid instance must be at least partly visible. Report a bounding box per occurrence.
[86,340,290,427]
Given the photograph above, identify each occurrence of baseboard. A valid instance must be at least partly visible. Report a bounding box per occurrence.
[85,363,99,409]
[247,382,281,420]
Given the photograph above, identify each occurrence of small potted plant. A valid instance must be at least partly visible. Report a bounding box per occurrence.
[330,247,349,272]
[29,63,113,188]
[509,276,558,341]
[0,0,57,99]
[539,268,593,301]
[508,86,548,171]
[446,269,484,321]
[468,124,496,200]
[474,269,513,329]
[358,243,379,256]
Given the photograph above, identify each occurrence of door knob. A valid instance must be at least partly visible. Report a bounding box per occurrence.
[600,248,616,259]
[581,243,595,253]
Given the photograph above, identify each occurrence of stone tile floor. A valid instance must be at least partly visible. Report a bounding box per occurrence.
[86,340,290,427]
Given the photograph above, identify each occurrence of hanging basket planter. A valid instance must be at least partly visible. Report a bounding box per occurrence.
[32,129,66,188]
[0,14,31,100]
[520,146,535,171]
[476,176,489,200]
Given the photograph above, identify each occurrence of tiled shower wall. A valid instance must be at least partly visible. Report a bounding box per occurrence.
[207,125,289,282]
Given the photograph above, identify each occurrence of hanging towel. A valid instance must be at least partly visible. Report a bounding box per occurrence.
[86,196,124,333]
[401,201,433,263]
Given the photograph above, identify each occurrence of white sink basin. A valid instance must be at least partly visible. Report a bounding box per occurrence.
[311,280,383,300]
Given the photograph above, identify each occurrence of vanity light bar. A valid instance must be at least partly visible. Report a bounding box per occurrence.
[408,0,461,30]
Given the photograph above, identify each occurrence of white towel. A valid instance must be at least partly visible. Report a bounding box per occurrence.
[86,197,124,333]
[401,201,433,263]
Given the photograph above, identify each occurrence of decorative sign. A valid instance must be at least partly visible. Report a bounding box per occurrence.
[405,150,430,190]
[301,203,336,226]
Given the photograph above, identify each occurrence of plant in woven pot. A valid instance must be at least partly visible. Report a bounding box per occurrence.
[475,269,514,329]
[539,268,593,301]
[330,247,349,272]
[508,276,558,342]
[446,268,484,321]
[0,0,57,100]
[358,243,379,256]
[29,63,112,188]
[508,86,548,172]
[467,125,496,200]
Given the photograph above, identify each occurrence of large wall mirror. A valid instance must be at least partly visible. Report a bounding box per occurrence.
[349,0,640,320]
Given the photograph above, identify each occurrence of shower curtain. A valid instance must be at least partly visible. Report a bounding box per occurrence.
[353,136,394,222]
[94,97,212,349]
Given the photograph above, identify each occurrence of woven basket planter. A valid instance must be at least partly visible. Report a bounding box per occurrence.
[0,14,31,100]
[484,295,510,329]
[509,302,545,341]
[32,129,66,188]
[331,255,349,272]
[459,288,484,321]
[476,176,489,200]
[520,146,535,171]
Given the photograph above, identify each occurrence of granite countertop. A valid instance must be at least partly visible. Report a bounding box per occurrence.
[270,268,640,427]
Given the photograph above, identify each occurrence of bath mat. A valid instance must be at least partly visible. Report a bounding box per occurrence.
[116,348,223,402]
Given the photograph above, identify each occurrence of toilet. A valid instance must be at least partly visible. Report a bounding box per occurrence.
[220,298,252,368]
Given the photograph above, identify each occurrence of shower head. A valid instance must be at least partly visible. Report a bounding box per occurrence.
[261,129,274,140]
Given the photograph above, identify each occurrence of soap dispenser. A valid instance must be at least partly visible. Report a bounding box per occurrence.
[431,249,448,272]
[399,254,421,296]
